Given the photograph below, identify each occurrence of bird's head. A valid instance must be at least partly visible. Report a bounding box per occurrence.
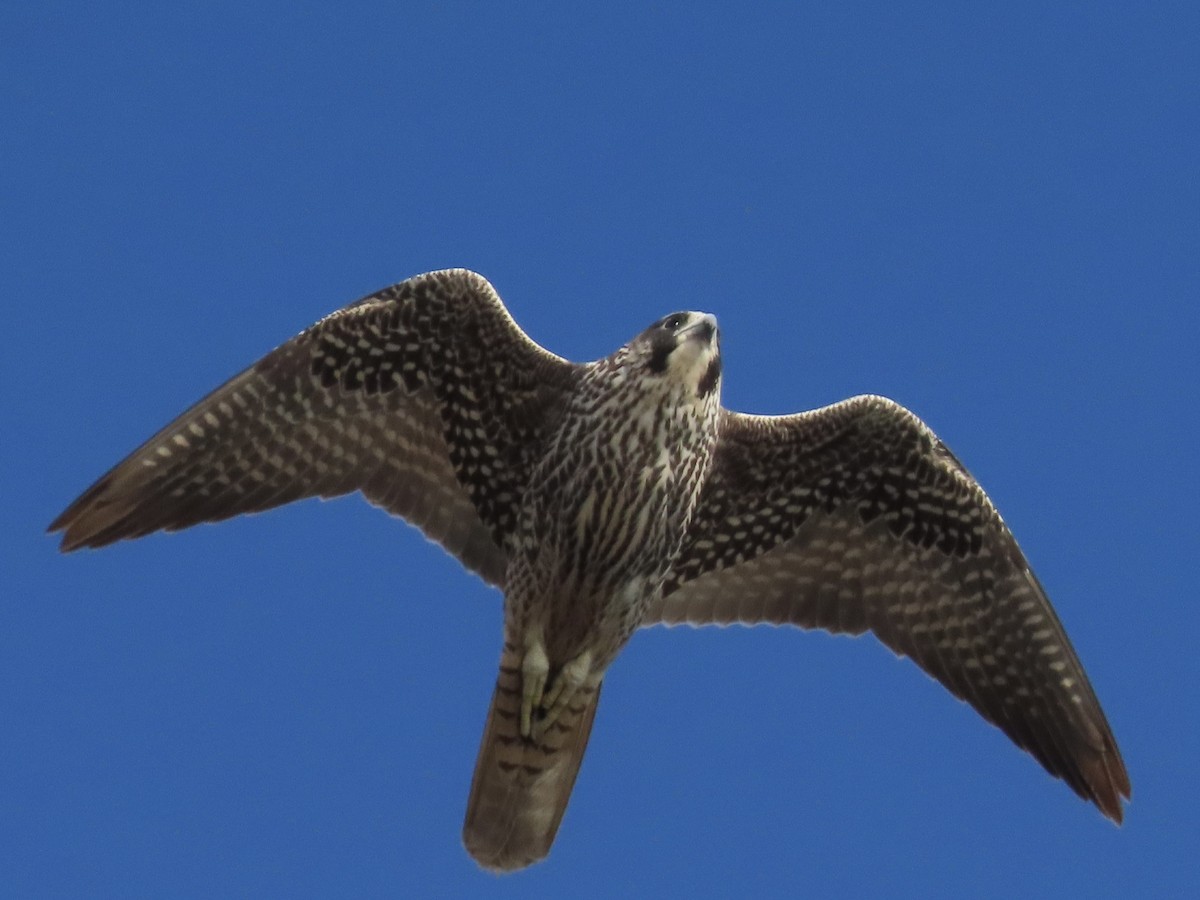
[626,311,722,399]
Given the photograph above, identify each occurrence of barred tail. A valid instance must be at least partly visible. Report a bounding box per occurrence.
[462,651,603,873]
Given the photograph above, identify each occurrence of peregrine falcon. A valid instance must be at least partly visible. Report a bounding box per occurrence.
[50,269,1129,871]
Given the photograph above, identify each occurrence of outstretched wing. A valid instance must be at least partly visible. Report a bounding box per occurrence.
[50,269,579,587]
[647,395,1130,821]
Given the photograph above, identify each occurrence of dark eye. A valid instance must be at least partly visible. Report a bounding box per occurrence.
[662,314,687,331]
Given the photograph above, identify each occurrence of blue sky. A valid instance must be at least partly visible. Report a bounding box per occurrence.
[4,3,1197,896]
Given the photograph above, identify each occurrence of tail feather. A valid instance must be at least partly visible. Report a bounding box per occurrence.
[463,653,602,873]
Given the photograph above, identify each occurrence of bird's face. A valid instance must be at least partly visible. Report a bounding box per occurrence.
[632,311,722,399]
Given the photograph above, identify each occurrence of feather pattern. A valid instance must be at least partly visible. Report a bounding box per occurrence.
[49,269,578,585]
[51,274,1128,871]
[646,396,1130,820]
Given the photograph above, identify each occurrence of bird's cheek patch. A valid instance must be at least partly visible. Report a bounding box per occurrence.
[646,334,675,374]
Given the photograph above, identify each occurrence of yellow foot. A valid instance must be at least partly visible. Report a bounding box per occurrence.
[531,649,594,741]
[519,641,549,739]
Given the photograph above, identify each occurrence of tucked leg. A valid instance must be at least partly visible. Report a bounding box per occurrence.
[520,640,549,738]
[533,649,595,740]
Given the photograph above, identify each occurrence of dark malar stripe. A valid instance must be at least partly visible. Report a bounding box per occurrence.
[698,356,722,397]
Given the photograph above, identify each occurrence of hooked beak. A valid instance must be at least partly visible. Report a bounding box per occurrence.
[678,313,718,344]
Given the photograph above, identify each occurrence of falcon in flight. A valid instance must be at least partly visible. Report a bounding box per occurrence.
[50,269,1129,871]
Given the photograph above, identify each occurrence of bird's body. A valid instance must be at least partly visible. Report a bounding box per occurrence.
[463,320,723,869]
[50,269,1130,872]
[507,328,721,669]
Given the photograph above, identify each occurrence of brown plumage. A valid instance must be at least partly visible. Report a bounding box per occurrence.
[649,400,1130,821]
[463,640,602,871]
[50,269,1128,872]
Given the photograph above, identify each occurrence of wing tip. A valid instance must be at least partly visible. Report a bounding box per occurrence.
[47,474,136,553]
[47,511,115,553]
[1084,740,1132,825]
[47,502,90,553]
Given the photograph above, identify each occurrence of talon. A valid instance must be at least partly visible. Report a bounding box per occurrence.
[542,675,565,710]
[532,649,593,740]
[520,641,549,738]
